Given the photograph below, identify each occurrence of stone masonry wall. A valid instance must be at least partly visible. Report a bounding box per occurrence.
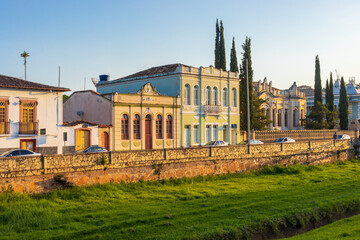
[0,140,352,193]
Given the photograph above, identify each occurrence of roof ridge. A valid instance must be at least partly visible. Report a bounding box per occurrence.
[0,74,70,92]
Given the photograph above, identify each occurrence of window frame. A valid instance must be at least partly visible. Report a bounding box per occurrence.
[121,114,130,140]
[133,114,141,140]
[156,114,163,139]
[166,115,173,139]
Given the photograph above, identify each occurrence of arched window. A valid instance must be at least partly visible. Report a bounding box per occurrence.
[206,86,211,105]
[213,87,218,105]
[185,84,191,105]
[156,114,163,139]
[121,114,129,140]
[194,85,199,105]
[223,88,228,106]
[166,115,173,139]
[133,114,140,139]
[232,88,237,107]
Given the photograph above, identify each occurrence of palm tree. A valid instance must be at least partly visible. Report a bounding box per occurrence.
[20,51,30,80]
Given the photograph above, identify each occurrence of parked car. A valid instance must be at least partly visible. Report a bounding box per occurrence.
[78,146,108,153]
[240,139,264,145]
[274,137,295,143]
[205,140,228,147]
[0,149,41,157]
[338,134,351,140]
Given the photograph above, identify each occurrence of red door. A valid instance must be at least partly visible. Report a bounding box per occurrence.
[102,132,109,151]
[145,115,152,149]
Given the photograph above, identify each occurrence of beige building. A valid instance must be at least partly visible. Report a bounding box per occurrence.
[254,78,307,130]
[108,82,181,151]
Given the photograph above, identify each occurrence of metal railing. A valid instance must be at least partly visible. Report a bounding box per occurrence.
[19,121,39,135]
[0,121,9,134]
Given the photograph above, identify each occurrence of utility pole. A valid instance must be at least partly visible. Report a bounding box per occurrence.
[58,66,61,87]
[246,58,251,147]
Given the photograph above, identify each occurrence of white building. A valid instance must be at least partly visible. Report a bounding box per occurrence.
[0,74,69,154]
[63,90,112,152]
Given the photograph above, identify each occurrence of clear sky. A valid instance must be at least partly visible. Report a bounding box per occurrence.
[1,0,359,93]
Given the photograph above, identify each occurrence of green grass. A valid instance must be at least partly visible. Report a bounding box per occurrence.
[1,160,360,239]
[286,213,360,240]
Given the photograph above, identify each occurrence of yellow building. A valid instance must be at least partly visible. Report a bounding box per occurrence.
[97,64,240,147]
[110,82,181,150]
[254,78,307,130]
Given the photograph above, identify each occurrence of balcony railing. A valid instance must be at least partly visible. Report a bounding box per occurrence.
[19,121,39,135]
[0,122,10,134]
[203,105,223,115]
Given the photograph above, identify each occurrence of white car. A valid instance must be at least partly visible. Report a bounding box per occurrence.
[338,134,351,140]
[0,149,41,157]
[249,139,264,145]
[205,140,229,147]
[274,137,295,143]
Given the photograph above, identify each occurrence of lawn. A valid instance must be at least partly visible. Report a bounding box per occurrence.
[1,160,360,239]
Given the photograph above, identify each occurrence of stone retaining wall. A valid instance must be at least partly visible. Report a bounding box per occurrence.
[0,140,352,193]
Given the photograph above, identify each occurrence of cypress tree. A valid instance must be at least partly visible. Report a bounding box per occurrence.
[314,55,322,105]
[230,37,239,72]
[325,79,330,108]
[219,20,226,71]
[214,19,220,69]
[339,77,348,130]
[329,73,334,112]
[328,73,336,128]
[304,55,328,129]
[239,37,270,130]
[240,37,253,130]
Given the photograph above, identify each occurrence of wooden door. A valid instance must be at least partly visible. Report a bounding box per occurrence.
[20,139,36,151]
[145,115,152,149]
[231,130,236,145]
[76,129,90,151]
[102,132,109,150]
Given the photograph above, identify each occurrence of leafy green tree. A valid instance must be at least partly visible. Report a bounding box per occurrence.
[314,55,322,104]
[230,37,239,72]
[63,94,69,103]
[239,37,270,130]
[304,103,329,129]
[20,51,30,80]
[219,20,226,71]
[339,77,348,130]
[214,19,220,69]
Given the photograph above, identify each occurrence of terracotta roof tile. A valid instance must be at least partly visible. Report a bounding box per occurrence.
[115,64,186,81]
[0,74,70,92]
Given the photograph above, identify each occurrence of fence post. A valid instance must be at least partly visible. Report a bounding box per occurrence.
[248,144,250,154]
[309,141,311,150]
[281,143,283,152]
[209,147,212,157]
[163,149,167,160]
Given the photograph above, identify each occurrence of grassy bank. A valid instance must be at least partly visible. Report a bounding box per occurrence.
[1,160,360,239]
[286,213,360,240]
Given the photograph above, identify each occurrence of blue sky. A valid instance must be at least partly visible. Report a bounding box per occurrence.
[1,0,359,93]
